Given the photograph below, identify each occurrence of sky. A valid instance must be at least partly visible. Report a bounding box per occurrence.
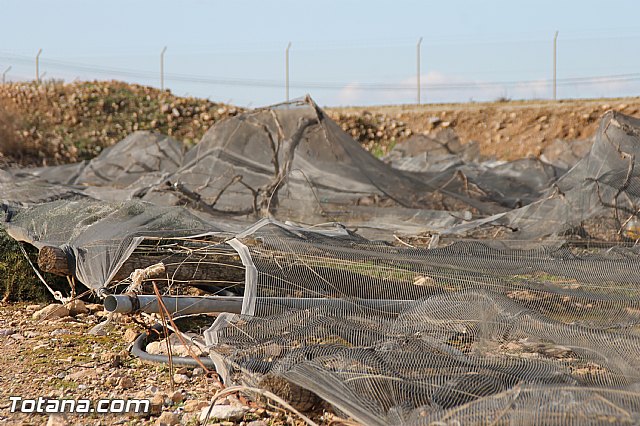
[1,0,639,107]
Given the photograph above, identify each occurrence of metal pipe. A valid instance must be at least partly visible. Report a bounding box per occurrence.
[285,42,292,102]
[35,49,42,84]
[553,31,559,100]
[417,37,423,105]
[2,65,11,84]
[105,294,413,315]
[160,46,167,91]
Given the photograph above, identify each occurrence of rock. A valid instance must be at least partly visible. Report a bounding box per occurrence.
[247,421,268,426]
[26,304,42,311]
[146,334,206,357]
[150,393,165,416]
[100,351,122,368]
[173,373,189,384]
[170,390,184,404]
[226,395,243,407]
[192,367,205,376]
[50,328,71,336]
[214,397,230,406]
[156,411,180,426]
[67,369,93,381]
[119,376,135,389]
[146,341,163,354]
[66,300,88,316]
[0,328,14,336]
[33,304,69,321]
[123,328,139,343]
[183,400,209,412]
[200,405,248,422]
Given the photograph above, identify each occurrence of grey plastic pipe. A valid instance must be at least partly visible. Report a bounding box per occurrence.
[131,323,215,368]
[104,294,244,315]
[105,294,413,315]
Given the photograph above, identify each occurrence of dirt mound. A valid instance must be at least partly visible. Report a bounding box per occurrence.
[0,81,241,166]
[329,98,640,160]
[1,80,640,167]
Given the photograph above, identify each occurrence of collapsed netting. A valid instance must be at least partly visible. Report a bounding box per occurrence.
[204,222,640,425]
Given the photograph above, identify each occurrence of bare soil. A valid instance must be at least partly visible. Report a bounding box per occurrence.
[329,97,640,160]
[0,303,331,426]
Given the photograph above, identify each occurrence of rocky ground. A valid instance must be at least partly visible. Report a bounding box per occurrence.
[0,81,241,166]
[0,301,336,426]
[328,97,640,159]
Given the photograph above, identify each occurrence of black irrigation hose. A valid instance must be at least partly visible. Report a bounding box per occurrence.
[131,323,216,368]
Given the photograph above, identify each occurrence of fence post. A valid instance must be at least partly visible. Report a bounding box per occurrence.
[417,37,423,105]
[36,49,42,84]
[160,46,167,91]
[2,65,11,84]
[553,31,558,100]
[286,42,292,102]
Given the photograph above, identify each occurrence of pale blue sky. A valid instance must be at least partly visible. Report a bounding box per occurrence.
[1,0,639,106]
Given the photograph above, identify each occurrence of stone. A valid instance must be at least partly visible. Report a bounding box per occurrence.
[119,376,135,389]
[104,376,119,387]
[200,405,248,422]
[123,328,139,343]
[26,304,43,311]
[100,351,122,368]
[170,390,184,404]
[173,373,189,384]
[146,335,205,357]
[67,369,93,381]
[247,421,268,426]
[66,300,88,316]
[192,367,205,376]
[150,393,166,415]
[183,400,209,412]
[33,304,69,321]
[214,397,230,406]
[0,328,14,336]
[50,329,71,336]
[156,411,180,426]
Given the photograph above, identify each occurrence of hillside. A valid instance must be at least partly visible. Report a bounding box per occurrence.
[328,98,640,160]
[0,81,241,166]
[1,80,640,167]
